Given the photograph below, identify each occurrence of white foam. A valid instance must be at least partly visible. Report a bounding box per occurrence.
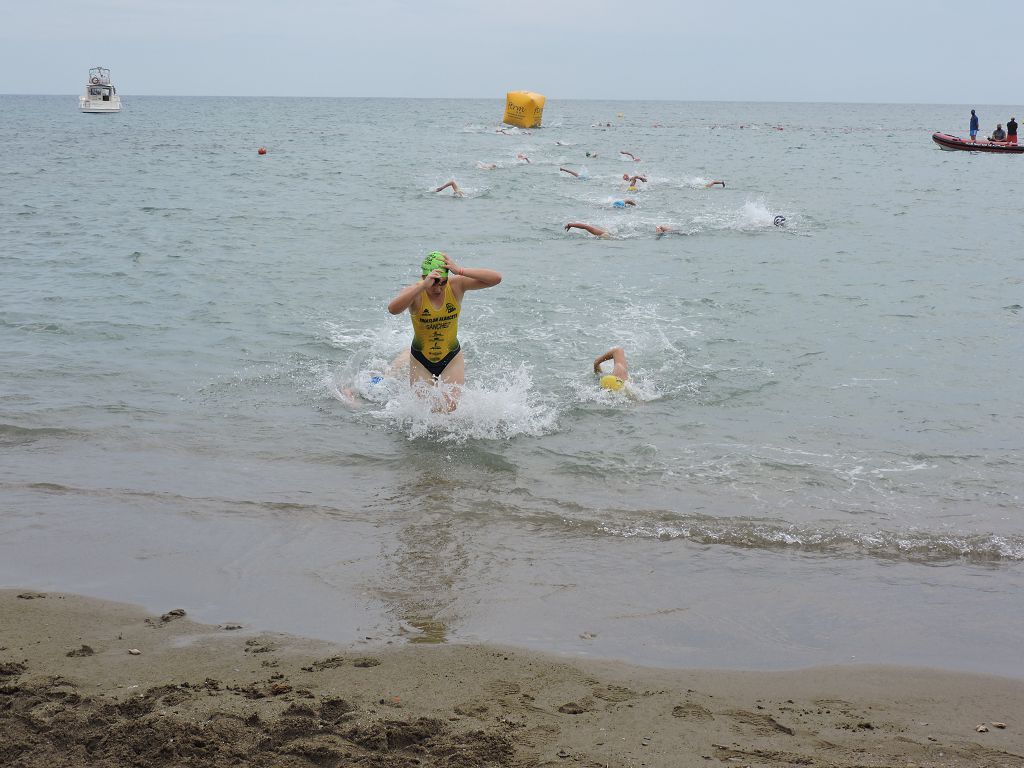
[369,364,559,443]
[687,197,782,234]
[682,176,712,189]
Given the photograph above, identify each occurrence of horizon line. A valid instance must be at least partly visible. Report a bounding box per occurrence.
[2,93,1018,108]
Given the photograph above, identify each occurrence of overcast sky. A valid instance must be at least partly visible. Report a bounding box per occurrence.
[4,0,1020,104]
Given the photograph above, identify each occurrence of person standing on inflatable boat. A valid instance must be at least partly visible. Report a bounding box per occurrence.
[388,251,501,410]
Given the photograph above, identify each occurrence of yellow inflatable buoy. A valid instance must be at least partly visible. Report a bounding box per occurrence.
[503,91,546,129]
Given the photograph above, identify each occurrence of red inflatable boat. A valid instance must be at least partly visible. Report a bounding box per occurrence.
[932,132,1024,153]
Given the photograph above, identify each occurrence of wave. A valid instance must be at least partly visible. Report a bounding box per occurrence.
[593,514,1024,563]
[0,423,79,446]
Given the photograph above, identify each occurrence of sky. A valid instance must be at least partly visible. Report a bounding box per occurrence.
[4,0,1021,104]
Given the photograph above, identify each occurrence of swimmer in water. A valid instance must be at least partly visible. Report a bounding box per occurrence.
[612,199,637,208]
[593,347,629,392]
[559,166,589,179]
[476,161,498,170]
[619,150,641,162]
[387,251,502,412]
[564,222,612,239]
[434,180,464,197]
[773,215,786,227]
[338,350,411,406]
[623,173,648,185]
[655,225,686,237]
[585,151,598,158]
[705,180,726,188]
[517,153,531,164]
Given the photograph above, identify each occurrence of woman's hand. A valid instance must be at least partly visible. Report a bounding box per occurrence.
[442,254,462,276]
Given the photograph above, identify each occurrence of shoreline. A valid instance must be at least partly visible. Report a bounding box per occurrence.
[2,590,1022,767]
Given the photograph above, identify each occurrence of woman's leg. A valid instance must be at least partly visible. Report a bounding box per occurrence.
[409,351,465,412]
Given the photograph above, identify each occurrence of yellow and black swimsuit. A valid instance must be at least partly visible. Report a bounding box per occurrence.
[410,283,461,377]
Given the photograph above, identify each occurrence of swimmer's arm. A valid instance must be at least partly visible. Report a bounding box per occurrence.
[559,167,579,177]
[593,347,628,378]
[387,276,430,315]
[455,268,502,291]
[565,222,610,238]
[442,254,501,292]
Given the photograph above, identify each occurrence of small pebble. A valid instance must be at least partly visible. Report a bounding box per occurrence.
[128,649,141,655]
[976,724,989,733]
[992,722,1007,729]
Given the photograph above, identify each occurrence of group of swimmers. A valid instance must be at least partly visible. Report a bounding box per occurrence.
[435,145,736,239]
[560,169,730,238]
[399,139,752,408]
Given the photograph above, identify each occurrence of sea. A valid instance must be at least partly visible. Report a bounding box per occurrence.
[2,95,1022,676]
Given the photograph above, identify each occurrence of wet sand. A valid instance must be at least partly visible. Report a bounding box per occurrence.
[2,589,1022,767]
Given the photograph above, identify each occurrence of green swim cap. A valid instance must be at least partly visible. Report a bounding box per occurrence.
[421,251,448,278]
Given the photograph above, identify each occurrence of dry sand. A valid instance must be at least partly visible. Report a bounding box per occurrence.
[1,589,1022,768]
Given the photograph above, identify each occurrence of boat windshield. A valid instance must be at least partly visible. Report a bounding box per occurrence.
[87,67,112,86]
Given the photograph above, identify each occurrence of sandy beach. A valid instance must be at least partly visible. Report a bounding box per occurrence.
[2,590,1021,767]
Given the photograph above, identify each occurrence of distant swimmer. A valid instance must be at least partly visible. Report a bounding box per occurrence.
[619,150,641,162]
[773,215,786,227]
[434,180,464,197]
[611,199,637,208]
[559,166,589,179]
[517,153,531,164]
[705,180,726,188]
[387,251,502,412]
[585,151,598,158]
[565,222,612,239]
[339,350,410,406]
[593,347,629,392]
[623,173,647,184]
[476,161,498,170]
[655,225,685,237]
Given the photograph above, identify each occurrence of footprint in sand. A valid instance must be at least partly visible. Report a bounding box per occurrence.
[672,702,714,721]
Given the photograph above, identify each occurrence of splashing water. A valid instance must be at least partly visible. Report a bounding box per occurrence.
[368,365,558,443]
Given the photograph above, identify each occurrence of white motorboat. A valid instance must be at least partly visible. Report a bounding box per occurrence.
[79,67,121,113]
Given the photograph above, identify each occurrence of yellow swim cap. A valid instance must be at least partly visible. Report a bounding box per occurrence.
[599,374,624,391]
[627,186,638,192]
